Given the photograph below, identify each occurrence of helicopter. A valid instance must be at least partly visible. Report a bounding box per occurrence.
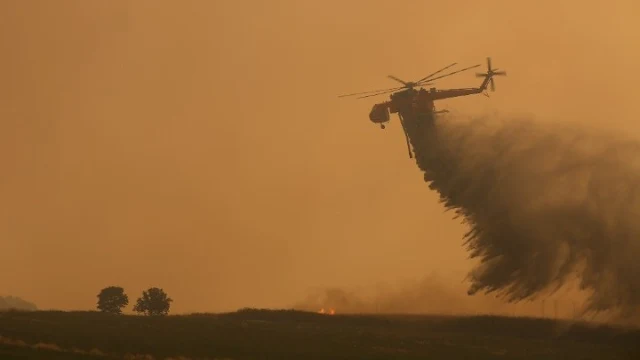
[338,57,506,158]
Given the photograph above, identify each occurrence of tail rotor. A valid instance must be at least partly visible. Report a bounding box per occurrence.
[475,57,506,91]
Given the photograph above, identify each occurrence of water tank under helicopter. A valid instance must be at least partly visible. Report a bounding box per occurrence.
[369,103,390,129]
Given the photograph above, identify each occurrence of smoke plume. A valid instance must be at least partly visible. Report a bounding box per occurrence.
[293,273,584,318]
[404,112,640,320]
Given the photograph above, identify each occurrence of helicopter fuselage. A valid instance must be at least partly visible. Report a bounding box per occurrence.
[341,57,505,158]
[369,88,436,128]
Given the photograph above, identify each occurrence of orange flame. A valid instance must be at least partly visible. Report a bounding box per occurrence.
[318,308,336,315]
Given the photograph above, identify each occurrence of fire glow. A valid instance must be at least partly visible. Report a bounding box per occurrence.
[318,308,335,315]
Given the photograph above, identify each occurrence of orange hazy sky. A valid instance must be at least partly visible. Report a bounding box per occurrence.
[1,0,639,313]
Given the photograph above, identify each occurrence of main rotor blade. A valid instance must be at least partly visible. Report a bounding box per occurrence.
[356,88,401,99]
[338,85,405,98]
[416,62,457,83]
[417,64,481,85]
[490,77,495,91]
[493,70,506,76]
[387,75,408,85]
[487,57,492,71]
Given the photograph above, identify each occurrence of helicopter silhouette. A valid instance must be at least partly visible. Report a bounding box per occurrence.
[339,57,506,158]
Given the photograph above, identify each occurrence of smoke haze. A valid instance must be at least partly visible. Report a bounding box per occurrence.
[293,272,587,319]
[2,1,640,315]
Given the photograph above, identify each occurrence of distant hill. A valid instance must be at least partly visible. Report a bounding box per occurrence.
[0,296,37,311]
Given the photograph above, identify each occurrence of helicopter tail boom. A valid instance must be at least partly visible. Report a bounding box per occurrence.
[430,57,506,100]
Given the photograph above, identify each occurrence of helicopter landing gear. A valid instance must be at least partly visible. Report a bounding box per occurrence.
[380,124,385,129]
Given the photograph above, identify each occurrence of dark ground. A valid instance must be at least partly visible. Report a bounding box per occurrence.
[0,309,638,359]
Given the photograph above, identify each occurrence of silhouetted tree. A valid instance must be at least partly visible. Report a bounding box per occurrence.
[133,287,173,316]
[96,286,129,314]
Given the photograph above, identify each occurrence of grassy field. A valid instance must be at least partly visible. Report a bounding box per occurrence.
[0,309,638,359]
